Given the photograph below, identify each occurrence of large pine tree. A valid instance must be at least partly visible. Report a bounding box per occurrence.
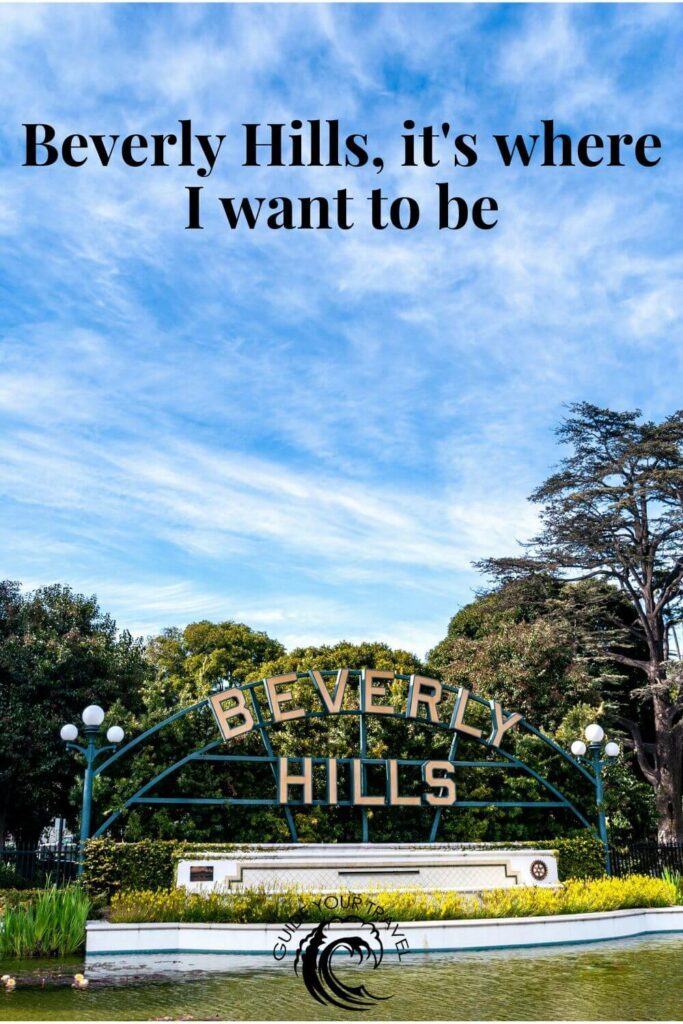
[479,403,683,841]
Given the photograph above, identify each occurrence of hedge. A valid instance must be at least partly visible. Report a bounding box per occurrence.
[110,875,677,925]
[82,839,184,898]
[82,835,606,898]
[550,836,605,880]
[0,888,44,915]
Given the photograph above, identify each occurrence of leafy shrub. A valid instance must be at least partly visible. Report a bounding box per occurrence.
[0,862,30,890]
[110,874,675,925]
[0,884,91,958]
[82,839,186,898]
[83,835,605,897]
[551,836,605,879]
[0,888,43,914]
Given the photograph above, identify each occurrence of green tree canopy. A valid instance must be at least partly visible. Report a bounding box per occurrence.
[95,635,425,844]
[0,581,150,846]
[253,640,423,680]
[428,576,643,730]
[426,574,658,840]
[145,620,286,704]
[93,620,286,843]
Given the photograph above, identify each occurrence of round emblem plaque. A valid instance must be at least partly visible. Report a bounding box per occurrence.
[530,859,548,881]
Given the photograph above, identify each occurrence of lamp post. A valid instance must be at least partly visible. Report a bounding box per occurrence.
[570,723,620,874]
[60,705,125,874]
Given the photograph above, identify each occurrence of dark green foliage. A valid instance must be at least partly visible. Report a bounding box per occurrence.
[1,566,660,849]
[427,576,642,730]
[0,581,151,846]
[145,621,286,705]
[602,759,658,842]
[0,863,30,890]
[82,839,186,898]
[254,641,423,680]
[0,888,44,912]
[552,836,605,880]
[95,621,290,843]
[99,642,425,844]
[426,574,657,840]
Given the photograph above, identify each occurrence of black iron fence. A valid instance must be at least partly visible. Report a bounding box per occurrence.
[609,841,683,877]
[1,841,80,886]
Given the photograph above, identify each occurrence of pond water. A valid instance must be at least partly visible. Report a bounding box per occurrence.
[1,935,682,1020]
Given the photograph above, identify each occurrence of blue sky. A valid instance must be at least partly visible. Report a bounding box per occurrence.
[1,3,682,656]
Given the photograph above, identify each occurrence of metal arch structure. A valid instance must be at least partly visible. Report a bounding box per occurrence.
[83,669,610,861]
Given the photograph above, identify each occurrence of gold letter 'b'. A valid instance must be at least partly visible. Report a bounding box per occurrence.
[210,687,255,741]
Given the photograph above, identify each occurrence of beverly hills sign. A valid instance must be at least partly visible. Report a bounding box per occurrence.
[208,669,523,809]
[72,665,600,850]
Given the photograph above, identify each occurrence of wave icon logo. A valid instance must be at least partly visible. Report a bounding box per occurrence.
[294,916,391,1012]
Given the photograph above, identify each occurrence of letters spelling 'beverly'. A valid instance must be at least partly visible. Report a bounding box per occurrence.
[208,670,523,809]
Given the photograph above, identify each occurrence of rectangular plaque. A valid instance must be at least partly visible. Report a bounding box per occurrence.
[189,865,214,882]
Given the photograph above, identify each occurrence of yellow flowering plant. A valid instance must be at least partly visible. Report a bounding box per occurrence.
[109,874,677,925]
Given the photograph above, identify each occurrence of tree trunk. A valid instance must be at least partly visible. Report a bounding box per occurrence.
[653,694,683,843]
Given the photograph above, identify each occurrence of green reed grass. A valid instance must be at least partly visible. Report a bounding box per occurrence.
[0,884,91,957]
[662,867,683,903]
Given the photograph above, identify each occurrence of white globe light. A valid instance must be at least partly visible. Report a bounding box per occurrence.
[605,741,620,758]
[571,740,587,757]
[82,705,105,727]
[584,723,605,744]
[60,724,78,742]
[106,725,125,744]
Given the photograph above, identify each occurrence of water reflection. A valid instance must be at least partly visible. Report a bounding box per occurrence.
[1,934,682,1020]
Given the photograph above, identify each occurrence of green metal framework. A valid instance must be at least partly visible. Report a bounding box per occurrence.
[79,670,609,857]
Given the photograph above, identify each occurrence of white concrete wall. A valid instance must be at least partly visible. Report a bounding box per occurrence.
[175,844,559,893]
[86,907,683,962]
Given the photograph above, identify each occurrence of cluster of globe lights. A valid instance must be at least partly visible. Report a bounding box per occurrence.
[60,713,616,760]
[59,705,125,745]
[570,723,620,759]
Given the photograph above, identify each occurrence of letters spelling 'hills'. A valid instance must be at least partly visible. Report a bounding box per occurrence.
[242,120,373,168]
